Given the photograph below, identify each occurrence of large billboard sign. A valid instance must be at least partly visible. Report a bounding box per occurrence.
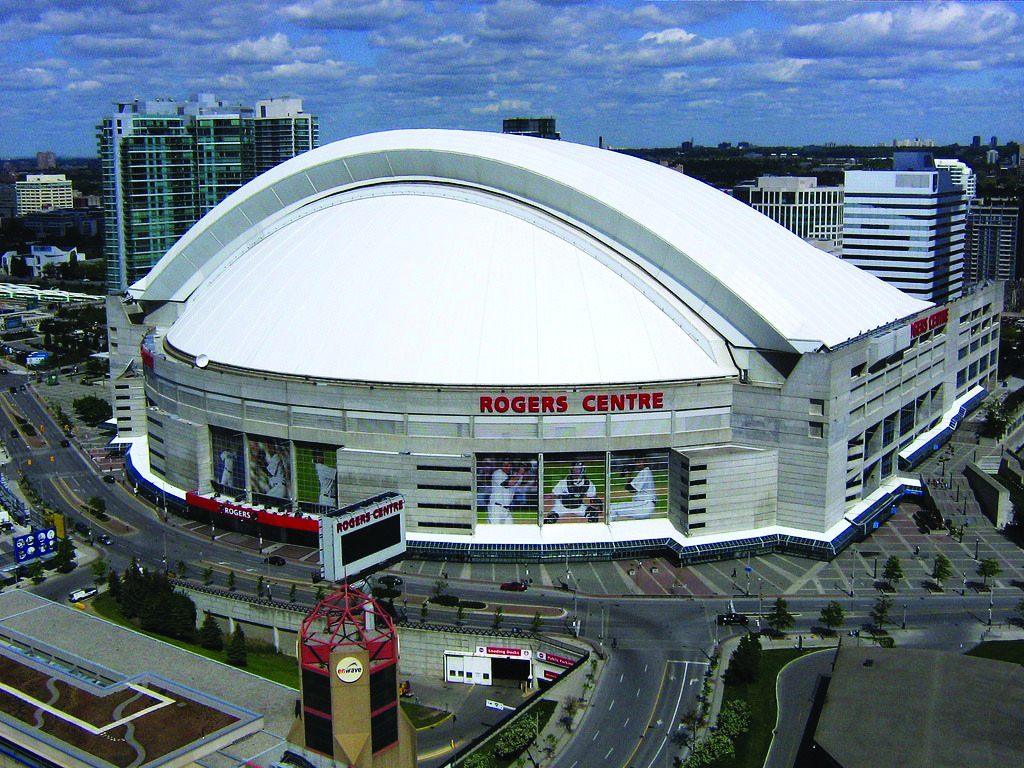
[295,442,339,511]
[248,436,291,506]
[14,528,55,563]
[319,493,406,581]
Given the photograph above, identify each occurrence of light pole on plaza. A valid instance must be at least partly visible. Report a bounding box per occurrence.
[974,537,980,561]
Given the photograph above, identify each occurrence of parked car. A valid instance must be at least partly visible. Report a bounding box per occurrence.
[716,613,749,626]
[73,521,90,536]
[103,474,117,484]
[265,555,286,566]
[68,587,98,603]
[500,579,529,592]
[60,439,71,447]
[377,574,404,588]
[97,533,113,545]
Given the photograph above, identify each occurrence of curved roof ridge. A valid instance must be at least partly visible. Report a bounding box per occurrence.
[138,129,931,351]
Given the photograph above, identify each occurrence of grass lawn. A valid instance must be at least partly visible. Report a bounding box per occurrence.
[401,700,451,730]
[90,594,299,688]
[967,639,1024,666]
[717,648,810,768]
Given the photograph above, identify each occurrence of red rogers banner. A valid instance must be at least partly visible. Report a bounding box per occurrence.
[477,646,531,659]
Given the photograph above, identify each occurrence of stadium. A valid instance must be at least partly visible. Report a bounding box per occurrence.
[107,129,1000,563]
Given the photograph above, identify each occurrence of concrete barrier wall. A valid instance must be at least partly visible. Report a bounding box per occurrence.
[965,462,1012,529]
[175,584,585,680]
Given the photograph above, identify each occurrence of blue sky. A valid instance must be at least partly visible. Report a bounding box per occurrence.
[1,0,1022,156]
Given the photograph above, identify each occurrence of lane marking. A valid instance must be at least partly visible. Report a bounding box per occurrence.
[608,698,615,711]
[605,747,614,759]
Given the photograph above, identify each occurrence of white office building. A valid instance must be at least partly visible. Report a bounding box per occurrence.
[15,174,74,216]
[732,177,844,247]
[843,152,968,304]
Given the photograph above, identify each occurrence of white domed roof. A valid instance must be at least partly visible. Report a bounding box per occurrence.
[165,188,731,385]
[144,129,932,384]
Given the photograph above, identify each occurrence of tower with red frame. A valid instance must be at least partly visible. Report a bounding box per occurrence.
[289,586,415,767]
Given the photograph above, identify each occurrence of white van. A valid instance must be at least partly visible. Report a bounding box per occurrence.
[67,587,98,603]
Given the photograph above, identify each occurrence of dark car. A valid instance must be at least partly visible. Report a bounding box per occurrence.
[73,520,90,536]
[500,579,529,592]
[377,574,404,588]
[103,474,117,484]
[716,612,749,626]
[265,555,286,566]
[60,439,71,447]
[97,533,113,545]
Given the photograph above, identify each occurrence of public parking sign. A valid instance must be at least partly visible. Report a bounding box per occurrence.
[13,528,56,563]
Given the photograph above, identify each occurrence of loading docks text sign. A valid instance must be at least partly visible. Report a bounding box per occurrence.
[476,646,532,659]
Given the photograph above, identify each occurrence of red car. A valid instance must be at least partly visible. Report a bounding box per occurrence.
[500,580,528,592]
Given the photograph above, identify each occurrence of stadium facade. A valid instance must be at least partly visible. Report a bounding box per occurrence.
[107,130,1001,564]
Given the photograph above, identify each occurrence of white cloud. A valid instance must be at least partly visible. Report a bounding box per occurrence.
[639,28,696,45]
[66,79,103,91]
[280,0,420,30]
[226,32,324,63]
[470,98,531,114]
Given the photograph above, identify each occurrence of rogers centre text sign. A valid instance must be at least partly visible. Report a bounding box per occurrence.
[335,496,405,534]
[480,391,664,414]
[910,308,949,338]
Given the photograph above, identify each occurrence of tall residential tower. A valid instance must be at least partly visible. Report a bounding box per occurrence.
[98,94,317,293]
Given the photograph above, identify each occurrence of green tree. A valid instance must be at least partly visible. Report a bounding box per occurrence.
[932,553,953,589]
[977,558,1001,586]
[456,603,466,623]
[72,395,112,426]
[91,557,108,585]
[530,611,544,633]
[433,579,448,598]
[420,601,428,622]
[256,575,264,596]
[199,613,224,650]
[226,624,247,667]
[870,594,893,631]
[227,570,236,591]
[494,713,538,758]
[492,606,504,629]
[177,560,187,579]
[725,633,761,684]
[819,601,845,633]
[289,583,297,603]
[202,566,213,586]
[84,495,106,518]
[766,597,795,635]
[169,593,197,641]
[882,556,903,589]
[107,568,122,600]
[315,585,325,602]
[53,536,75,572]
[28,561,45,584]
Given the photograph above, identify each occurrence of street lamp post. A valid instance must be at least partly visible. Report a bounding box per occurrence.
[988,590,994,626]
[758,578,763,618]
[962,571,967,596]
[873,557,878,581]
[974,537,980,561]
[902,604,907,630]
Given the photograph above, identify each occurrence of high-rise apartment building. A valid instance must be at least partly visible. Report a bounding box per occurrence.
[732,176,844,247]
[99,94,317,293]
[35,151,57,170]
[966,197,1022,284]
[843,152,967,304]
[254,98,318,176]
[15,174,74,215]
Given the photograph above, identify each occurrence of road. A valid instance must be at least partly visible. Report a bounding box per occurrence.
[3,370,1023,768]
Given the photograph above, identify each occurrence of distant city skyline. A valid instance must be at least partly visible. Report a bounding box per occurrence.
[1,0,1022,157]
